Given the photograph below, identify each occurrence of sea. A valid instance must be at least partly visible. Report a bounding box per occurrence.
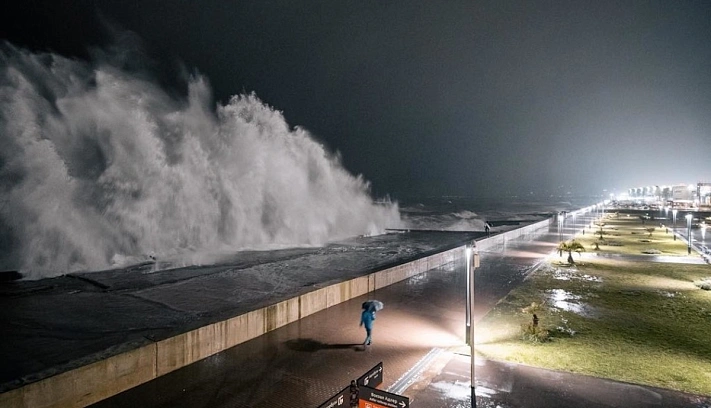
[398,194,594,232]
[0,44,597,280]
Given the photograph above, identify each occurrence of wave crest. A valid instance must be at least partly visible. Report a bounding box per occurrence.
[0,44,400,278]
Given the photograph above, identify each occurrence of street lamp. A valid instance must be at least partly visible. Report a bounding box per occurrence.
[465,243,480,404]
[672,209,678,240]
[465,245,472,344]
[571,212,577,239]
[702,223,706,246]
[686,214,693,255]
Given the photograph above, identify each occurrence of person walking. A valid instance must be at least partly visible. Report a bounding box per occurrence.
[360,302,376,345]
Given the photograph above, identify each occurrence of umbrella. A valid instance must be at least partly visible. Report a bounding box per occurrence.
[363,300,384,312]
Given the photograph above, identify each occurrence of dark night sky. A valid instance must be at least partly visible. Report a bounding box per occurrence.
[3,0,711,199]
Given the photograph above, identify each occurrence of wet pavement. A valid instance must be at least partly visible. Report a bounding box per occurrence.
[9,209,711,407]
[415,353,711,408]
[583,252,708,264]
[0,231,483,392]
[92,212,711,408]
[92,217,593,408]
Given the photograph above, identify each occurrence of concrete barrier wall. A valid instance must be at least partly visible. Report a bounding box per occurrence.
[2,216,563,408]
[476,219,552,251]
[373,246,461,290]
[0,343,156,408]
[0,241,472,408]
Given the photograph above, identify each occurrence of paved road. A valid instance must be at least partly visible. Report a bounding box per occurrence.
[92,213,589,408]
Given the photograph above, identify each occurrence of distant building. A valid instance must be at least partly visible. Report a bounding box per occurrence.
[698,183,711,206]
[626,183,708,208]
[672,185,694,202]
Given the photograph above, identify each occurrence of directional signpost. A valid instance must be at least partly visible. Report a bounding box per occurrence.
[358,386,409,408]
[317,385,350,408]
[318,362,408,408]
[357,362,383,388]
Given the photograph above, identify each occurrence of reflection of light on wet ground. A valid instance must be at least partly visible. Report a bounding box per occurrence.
[473,385,511,408]
[652,255,706,264]
[546,289,599,318]
[549,267,602,282]
[475,385,498,398]
[430,380,474,403]
[556,317,577,336]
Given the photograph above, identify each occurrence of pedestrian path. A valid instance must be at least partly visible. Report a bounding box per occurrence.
[581,252,707,264]
[0,231,480,400]
[92,222,584,407]
[408,352,711,408]
[93,211,711,408]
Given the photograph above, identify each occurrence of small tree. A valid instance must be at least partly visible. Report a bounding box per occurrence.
[557,240,586,264]
[597,223,606,240]
[645,227,656,237]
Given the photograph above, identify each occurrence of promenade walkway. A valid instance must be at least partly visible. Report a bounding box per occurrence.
[8,210,711,407]
[0,231,482,405]
[93,212,711,408]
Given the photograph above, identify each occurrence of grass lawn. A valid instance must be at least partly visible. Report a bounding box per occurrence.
[576,212,692,256]
[475,212,711,396]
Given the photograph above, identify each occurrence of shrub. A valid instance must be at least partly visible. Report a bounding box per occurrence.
[521,302,544,314]
[521,322,550,343]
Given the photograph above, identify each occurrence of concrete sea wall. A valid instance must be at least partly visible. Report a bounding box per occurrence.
[477,218,553,252]
[0,242,471,408]
[1,217,558,407]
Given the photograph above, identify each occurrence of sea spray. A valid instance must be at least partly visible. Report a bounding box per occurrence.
[0,44,401,279]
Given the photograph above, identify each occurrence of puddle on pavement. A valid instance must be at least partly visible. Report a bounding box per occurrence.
[549,267,602,283]
[546,289,599,318]
[430,380,474,404]
[473,385,512,408]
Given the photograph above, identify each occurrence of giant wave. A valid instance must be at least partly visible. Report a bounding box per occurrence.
[0,43,401,279]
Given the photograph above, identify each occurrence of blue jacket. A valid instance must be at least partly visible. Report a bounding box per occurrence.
[360,310,375,330]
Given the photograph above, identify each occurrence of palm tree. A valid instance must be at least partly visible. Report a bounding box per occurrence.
[557,240,586,264]
[597,222,606,240]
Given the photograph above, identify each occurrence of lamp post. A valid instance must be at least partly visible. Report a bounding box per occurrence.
[571,212,577,239]
[686,214,692,255]
[465,243,480,405]
[672,209,678,240]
